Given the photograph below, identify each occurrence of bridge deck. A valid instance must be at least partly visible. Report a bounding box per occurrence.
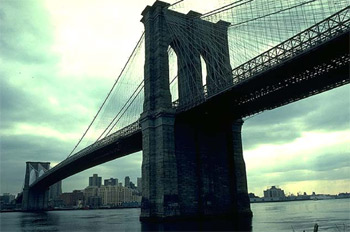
[31,122,142,190]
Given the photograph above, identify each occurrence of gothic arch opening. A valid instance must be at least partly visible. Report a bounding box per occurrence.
[29,169,36,185]
[200,55,207,90]
[168,45,179,103]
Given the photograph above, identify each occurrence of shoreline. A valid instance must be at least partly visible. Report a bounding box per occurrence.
[0,206,141,213]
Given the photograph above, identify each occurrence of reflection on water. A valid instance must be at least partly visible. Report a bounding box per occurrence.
[20,211,60,230]
[1,199,349,231]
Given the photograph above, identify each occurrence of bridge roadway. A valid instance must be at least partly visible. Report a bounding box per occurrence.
[29,7,349,191]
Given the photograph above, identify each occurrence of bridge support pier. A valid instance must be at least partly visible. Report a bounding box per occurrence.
[174,115,252,219]
[140,110,180,221]
[21,162,50,211]
[22,188,49,211]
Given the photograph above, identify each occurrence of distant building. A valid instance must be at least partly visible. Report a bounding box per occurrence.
[60,190,84,207]
[263,186,285,200]
[130,181,136,190]
[137,177,142,193]
[87,196,102,208]
[49,181,62,201]
[248,193,257,198]
[337,193,350,198]
[98,185,141,207]
[89,174,102,187]
[0,193,15,204]
[82,175,142,208]
[48,181,63,208]
[104,178,118,186]
[125,176,130,188]
[0,193,16,210]
[248,192,263,203]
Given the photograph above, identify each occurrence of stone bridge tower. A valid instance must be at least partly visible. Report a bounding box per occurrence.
[22,162,50,210]
[140,1,252,221]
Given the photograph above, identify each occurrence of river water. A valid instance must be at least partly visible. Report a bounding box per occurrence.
[1,198,349,231]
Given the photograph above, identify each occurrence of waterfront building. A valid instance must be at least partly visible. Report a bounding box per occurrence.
[99,185,118,206]
[83,175,142,207]
[89,174,102,187]
[125,176,130,188]
[0,193,16,210]
[87,196,102,208]
[0,193,15,204]
[264,186,285,198]
[338,192,350,198]
[84,186,98,204]
[98,185,141,207]
[60,190,84,207]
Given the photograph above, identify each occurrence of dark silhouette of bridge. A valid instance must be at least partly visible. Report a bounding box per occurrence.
[20,0,349,222]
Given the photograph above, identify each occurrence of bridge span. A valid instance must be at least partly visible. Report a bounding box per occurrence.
[21,2,349,222]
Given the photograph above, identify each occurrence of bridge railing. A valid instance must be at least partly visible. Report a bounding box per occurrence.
[30,120,141,188]
[173,7,349,113]
[231,6,350,84]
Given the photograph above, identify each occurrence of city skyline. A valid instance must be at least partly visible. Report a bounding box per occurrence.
[0,0,349,197]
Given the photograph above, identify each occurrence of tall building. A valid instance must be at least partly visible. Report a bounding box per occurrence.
[124,176,130,188]
[89,174,102,187]
[130,181,136,189]
[84,186,99,206]
[49,181,62,200]
[137,177,142,193]
[104,178,118,186]
[264,186,285,198]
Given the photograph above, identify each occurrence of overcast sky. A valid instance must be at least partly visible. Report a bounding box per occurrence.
[0,0,349,197]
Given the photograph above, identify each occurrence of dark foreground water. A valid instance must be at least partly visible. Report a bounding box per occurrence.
[1,199,349,231]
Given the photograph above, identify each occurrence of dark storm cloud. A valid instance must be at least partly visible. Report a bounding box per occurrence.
[1,134,71,159]
[0,133,73,193]
[0,0,98,194]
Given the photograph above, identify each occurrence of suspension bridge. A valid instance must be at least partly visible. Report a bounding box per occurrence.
[19,0,349,221]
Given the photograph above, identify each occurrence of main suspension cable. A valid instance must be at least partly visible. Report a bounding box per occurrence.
[67,32,145,159]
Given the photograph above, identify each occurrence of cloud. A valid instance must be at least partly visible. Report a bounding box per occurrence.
[0,133,72,193]
[0,0,55,64]
[246,148,350,195]
[252,152,350,175]
[243,85,350,150]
